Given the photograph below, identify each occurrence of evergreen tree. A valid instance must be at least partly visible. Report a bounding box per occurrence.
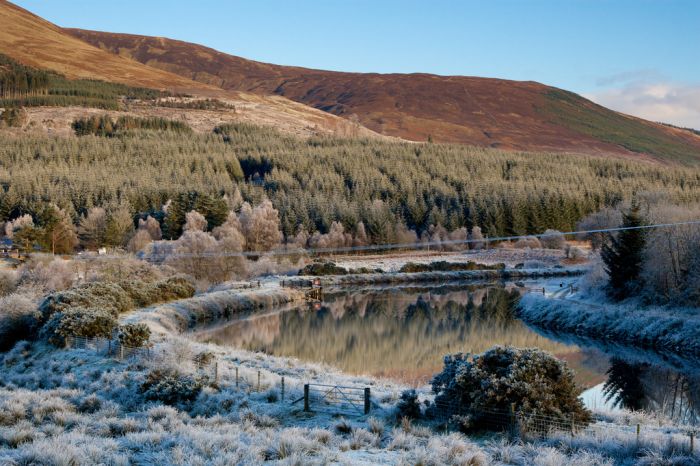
[601,202,647,300]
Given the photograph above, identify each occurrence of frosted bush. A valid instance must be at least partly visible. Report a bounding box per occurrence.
[540,229,566,250]
[141,369,203,405]
[0,293,39,351]
[514,236,542,249]
[0,269,18,296]
[117,323,151,348]
[430,346,591,431]
[44,307,117,346]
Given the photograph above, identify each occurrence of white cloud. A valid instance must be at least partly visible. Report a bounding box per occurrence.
[584,76,700,130]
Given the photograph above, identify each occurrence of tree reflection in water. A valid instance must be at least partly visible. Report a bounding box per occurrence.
[197,286,580,386]
[603,357,699,424]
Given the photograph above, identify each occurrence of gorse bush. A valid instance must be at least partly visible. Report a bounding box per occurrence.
[117,323,151,348]
[141,369,203,405]
[0,294,39,351]
[430,346,591,431]
[44,307,117,346]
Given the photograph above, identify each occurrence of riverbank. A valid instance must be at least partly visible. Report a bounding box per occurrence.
[519,293,700,357]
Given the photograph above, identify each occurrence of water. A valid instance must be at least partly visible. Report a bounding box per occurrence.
[195,283,700,423]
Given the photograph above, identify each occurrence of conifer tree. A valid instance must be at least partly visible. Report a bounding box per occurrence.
[601,202,647,300]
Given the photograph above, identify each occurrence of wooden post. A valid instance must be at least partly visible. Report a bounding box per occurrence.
[510,403,517,438]
[636,424,640,445]
[214,362,219,383]
[303,384,310,412]
[257,370,261,391]
[364,387,371,415]
[690,432,694,453]
[235,367,239,388]
[119,344,124,360]
[571,416,575,437]
[281,377,285,401]
[542,287,545,295]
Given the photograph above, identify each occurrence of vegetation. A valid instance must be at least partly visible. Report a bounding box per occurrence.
[398,261,504,273]
[430,346,591,431]
[141,369,203,405]
[541,89,700,165]
[2,122,700,256]
[601,203,647,301]
[0,53,163,109]
[117,323,151,348]
[72,114,191,137]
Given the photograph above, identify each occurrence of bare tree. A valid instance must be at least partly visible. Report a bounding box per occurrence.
[183,210,208,232]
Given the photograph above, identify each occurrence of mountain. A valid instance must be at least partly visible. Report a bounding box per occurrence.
[0,1,380,139]
[67,28,700,164]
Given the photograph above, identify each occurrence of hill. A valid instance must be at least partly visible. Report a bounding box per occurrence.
[0,1,381,139]
[67,28,700,164]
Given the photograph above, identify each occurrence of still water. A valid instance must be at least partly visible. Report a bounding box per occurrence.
[195,283,699,423]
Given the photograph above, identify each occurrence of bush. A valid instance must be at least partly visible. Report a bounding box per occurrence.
[396,389,421,420]
[117,323,151,348]
[299,261,348,276]
[0,294,40,351]
[514,236,542,249]
[430,346,591,431]
[39,282,134,319]
[44,307,117,346]
[540,229,566,250]
[0,269,18,297]
[398,261,505,273]
[141,369,202,405]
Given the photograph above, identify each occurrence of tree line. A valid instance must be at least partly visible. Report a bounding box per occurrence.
[2,121,700,254]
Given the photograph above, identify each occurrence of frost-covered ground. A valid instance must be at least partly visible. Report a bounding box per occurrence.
[2,282,699,465]
[519,288,700,357]
[331,248,570,272]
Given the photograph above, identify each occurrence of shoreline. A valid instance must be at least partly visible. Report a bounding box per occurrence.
[518,293,700,358]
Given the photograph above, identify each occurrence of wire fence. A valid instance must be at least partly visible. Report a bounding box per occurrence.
[427,399,698,454]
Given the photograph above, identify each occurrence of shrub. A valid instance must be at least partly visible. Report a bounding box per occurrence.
[117,323,151,348]
[39,282,133,319]
[396,389,421,420]
[141,369,202,405]
[540,229,566,250]
[44,307,117,346]
[0,294,40,351]
[430,346,591,431]
[514,236,542,249]
[0,269,18,296]
[193,351,215,366]
[398,261,505,273]
[299,261,348,276]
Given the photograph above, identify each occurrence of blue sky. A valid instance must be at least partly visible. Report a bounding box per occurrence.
[14,0,700,127]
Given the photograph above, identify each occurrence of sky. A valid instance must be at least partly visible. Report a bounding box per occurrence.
[14,0,700,128]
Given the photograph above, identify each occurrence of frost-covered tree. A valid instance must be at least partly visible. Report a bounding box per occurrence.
[239,200,282,252]
[78,207,107,250]
[183,210,208,232]
[3,214,33,239]
[601,203,646,301]
[576,207,623,251]
[540,229,566,250]
[127,229,153,253]
[104,203,135,247]
[468,226,485,250]
[139,216,162,241]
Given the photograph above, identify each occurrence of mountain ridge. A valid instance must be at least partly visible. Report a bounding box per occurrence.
[66,27,700,163]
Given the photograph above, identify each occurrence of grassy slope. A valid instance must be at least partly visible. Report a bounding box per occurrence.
[540,89,700,166]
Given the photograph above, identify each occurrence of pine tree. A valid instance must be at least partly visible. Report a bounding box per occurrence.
[601,202,647,301]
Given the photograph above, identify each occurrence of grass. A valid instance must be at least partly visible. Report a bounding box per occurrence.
[540,89,700,165]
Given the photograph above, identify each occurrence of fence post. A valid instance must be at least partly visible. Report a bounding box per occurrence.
[214,361,219,383]
[364,387,371,415]
[303,384,310,412]
[570,416,575,437]
[510,403,517,438]
[235,367,239,388]
[690,432,694,453]
[257,370,261,391]
[119,344,124,360]
[281,376,285,401]
[636,424,640,446]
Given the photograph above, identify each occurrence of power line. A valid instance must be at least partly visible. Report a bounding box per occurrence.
[71,219,700,262]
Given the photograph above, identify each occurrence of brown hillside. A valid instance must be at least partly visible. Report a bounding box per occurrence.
[68,28,700,163]
[0,1,385,139]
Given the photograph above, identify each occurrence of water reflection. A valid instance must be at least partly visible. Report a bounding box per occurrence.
[602,358,700,424]
[197,285,583,386]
